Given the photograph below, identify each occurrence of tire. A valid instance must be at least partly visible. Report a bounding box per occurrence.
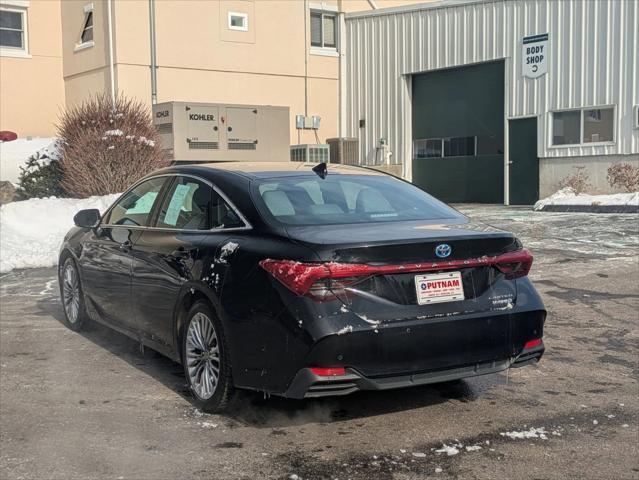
[181,300,234,412]
[59,257,89,331]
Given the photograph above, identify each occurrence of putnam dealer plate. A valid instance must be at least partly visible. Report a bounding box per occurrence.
[415,271,465,305]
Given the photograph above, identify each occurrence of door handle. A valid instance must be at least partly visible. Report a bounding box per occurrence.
[119,240,132,252]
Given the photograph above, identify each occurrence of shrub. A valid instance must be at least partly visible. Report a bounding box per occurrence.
[558,166,591,195]
[58,93,169,198]
[16,144,67,199]
[606,162,639,192]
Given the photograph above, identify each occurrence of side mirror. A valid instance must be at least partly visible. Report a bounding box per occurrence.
[74,209,101,228]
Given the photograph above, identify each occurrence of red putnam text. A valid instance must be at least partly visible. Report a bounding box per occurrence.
[427,279,460,289]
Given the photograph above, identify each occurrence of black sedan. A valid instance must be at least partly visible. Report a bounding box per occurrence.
[59,162,546,411]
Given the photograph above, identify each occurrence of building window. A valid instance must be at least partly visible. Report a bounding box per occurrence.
[583,108,614,143]
[0,6,28,56]
[75,3,94,50]
[228,11,248,31]
[444,137,476,157]
[552,110,581,145]
[311,10,337,50]
[552,106,615,145]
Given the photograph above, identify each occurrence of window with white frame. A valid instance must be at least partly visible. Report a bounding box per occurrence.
[76,3,94,49]
[310,10,337,50]
[228,11,248,31]
[0,6,27,54]
[552,106,615,146]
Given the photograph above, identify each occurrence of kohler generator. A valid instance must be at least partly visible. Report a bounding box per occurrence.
[153,101,290,162]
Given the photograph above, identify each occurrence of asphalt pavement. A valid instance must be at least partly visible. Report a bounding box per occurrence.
[1,206,637,480]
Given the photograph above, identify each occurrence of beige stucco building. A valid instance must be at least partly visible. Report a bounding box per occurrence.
[1,0,426,141]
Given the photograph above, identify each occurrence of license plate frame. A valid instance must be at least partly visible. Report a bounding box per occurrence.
[415,271,465,305]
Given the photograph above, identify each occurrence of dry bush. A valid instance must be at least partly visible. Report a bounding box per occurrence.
[58,93,169,197]
[558,166,592,195]
[607,162,639,192]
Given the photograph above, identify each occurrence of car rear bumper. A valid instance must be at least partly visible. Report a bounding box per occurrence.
[284,342,544,399]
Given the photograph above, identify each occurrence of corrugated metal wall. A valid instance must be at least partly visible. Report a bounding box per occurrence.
[344,0,639,178]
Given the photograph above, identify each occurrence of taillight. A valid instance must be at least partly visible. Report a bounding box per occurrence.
[258,259,367,301]
[494,249,533,279]
[310,367,346,377]
[524,338,543,349]
[259,248,534,300]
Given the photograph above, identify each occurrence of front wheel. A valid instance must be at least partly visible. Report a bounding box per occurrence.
[182,301,234,412]
[59,257,89,331]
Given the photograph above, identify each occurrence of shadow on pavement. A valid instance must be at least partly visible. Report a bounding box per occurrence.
[38,296,490,429]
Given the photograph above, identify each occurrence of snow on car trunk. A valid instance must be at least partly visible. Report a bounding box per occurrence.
[0,194,119,273]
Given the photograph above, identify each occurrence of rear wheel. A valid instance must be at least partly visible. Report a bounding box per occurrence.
[182,301,234,412]
[59,257,88,331]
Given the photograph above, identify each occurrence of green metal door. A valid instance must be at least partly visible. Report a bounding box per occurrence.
[412,61,504,204]
[508,117,539,205]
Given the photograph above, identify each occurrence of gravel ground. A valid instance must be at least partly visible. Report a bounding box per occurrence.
[1,206,638,480]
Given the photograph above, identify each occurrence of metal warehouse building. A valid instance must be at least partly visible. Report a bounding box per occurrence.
[342,0,639,204]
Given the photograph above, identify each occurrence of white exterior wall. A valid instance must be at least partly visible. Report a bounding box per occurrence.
[344,0,639,185]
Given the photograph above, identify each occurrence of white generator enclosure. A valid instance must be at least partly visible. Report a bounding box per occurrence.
[153,102,290,162]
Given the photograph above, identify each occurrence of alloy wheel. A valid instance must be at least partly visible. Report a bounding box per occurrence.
[186,312,220,400]
[62,263,80,324]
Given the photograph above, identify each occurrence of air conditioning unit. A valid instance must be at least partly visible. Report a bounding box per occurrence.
[326,137,359,165]
[290,144,330,163]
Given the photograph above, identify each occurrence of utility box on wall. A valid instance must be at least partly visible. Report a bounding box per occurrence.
[153,102,290,162]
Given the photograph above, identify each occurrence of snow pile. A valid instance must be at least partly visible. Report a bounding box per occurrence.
[534,187,639,211]
[500,427,548,440]
[0,194,119,273]
[0,138,60,184]
[434,443,461,456]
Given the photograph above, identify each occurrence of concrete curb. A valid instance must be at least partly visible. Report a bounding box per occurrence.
[535,205,639,214]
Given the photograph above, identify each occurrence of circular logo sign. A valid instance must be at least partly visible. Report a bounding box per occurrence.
[435,243,452,258]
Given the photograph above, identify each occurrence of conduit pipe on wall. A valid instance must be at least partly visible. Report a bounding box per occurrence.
[107,0,116,105]
[149,0,158,105]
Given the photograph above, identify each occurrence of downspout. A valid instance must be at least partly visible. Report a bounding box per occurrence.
[338,0,346,137]
[366,0,378,9]
[303,0,308,117]
[106,0,116,105]
[149,0,158,104]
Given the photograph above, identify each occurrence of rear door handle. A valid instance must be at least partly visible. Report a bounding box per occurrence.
[119,240,132,252]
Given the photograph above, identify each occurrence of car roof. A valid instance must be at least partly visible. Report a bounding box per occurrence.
[174,161,388,179]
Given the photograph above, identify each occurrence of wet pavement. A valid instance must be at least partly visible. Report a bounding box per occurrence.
[1,206,638,479]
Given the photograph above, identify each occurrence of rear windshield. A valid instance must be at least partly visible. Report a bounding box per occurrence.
[252,174,463,226]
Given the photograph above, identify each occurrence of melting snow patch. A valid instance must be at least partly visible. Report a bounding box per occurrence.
[465,445,482,452]
[199,421,218,428]
[216,241,239,264]
[337,325,353,335]
[500,427,548,440]
[534,187,639,210]
[435,467,443,473]
[411,452,427,458]
[434,444,461,456]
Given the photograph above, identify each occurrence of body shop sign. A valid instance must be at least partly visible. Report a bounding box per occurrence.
[522,33,548,78]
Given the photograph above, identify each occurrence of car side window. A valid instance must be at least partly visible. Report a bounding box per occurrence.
[105,177,166,226]
[155,177,245,230]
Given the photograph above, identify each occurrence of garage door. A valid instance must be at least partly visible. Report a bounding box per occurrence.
[412,61,504,203]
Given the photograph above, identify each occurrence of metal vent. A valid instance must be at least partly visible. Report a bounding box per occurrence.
[327,137,359,165]
[290,144,330,163]
[228,142,257,150]
[156,123,173,134]
[188,141,219,150]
